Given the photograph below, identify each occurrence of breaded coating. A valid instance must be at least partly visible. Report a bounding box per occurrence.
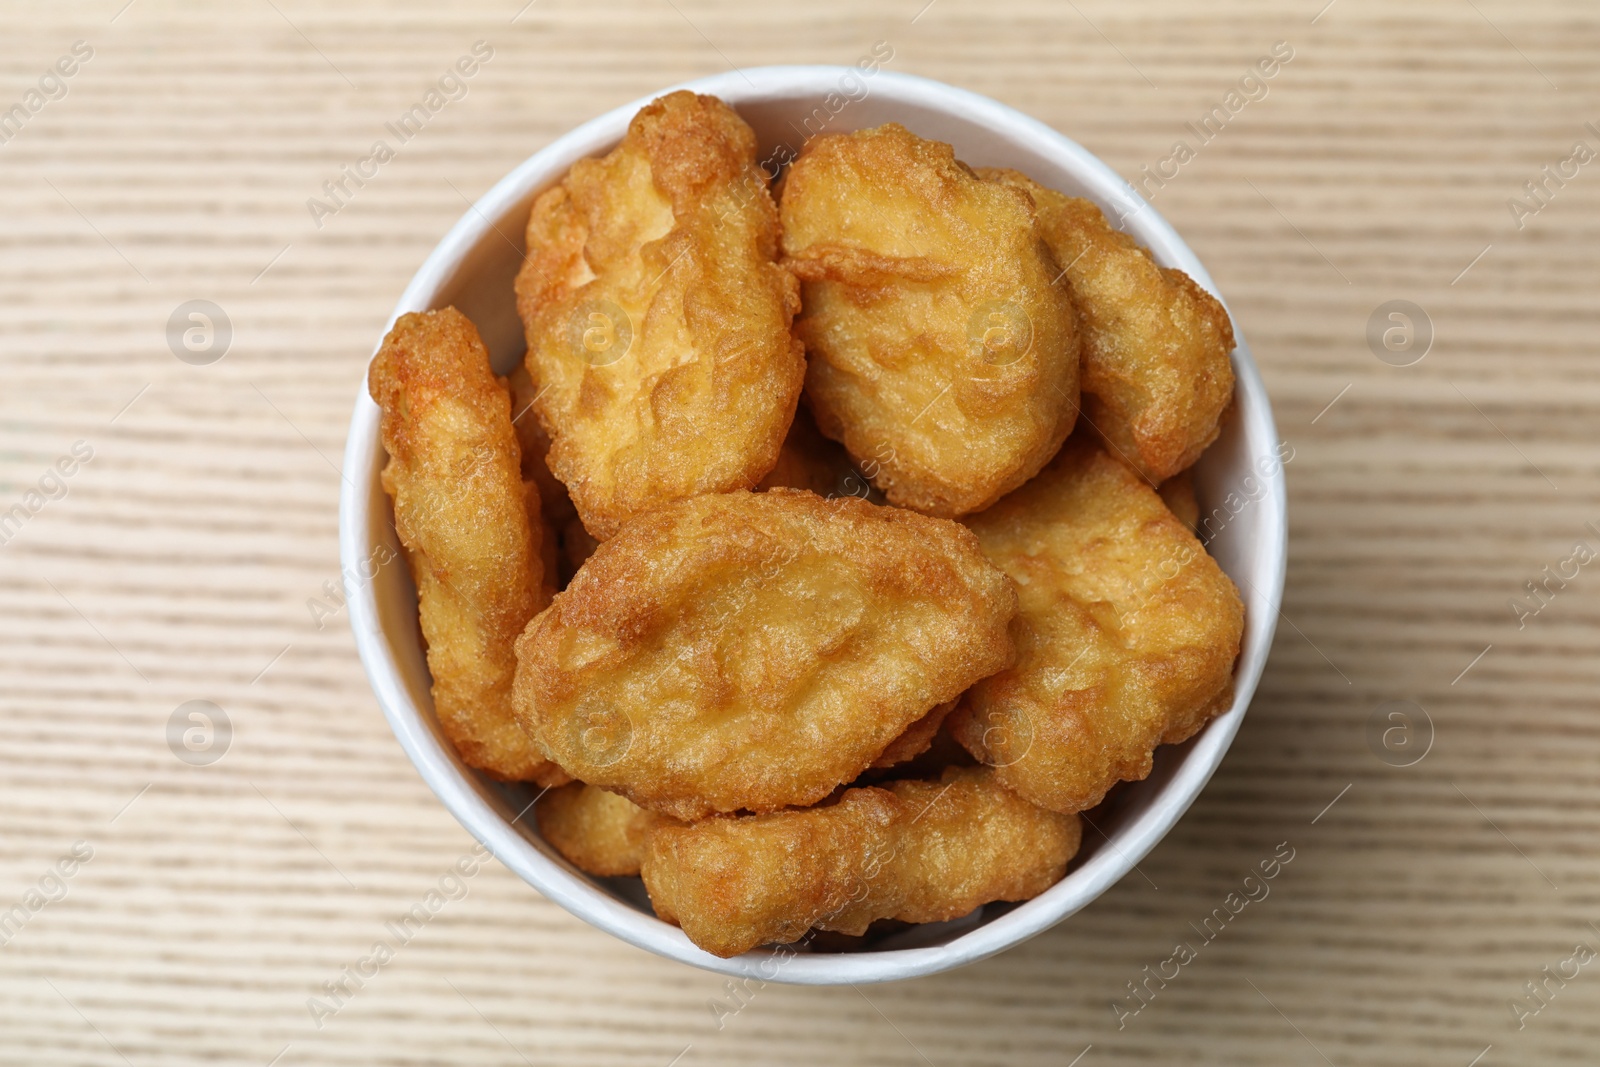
[368,308,567,785]
[948,439,1243,814]
[981,168,1235,483]
[755,404,872,501]
[512,489,1017,820]
[779,123,1080,518]
[536,782,669,877]
[641,766,1080,957]
[1158,468,1200,533]
[515,91,804,539]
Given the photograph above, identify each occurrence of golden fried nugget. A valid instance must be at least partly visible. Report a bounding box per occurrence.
[779,124,1080,518]
[368,308,567,786]
[641,766,1080,957]
[1158,468,1200,533]
[512,489,1017,819]
[981,168,1235,483]
[536,782,670,877]
[515,91,804,539]
[948,438,1243,813]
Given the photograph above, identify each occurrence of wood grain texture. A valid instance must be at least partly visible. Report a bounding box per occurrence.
[2,0,1598,1063]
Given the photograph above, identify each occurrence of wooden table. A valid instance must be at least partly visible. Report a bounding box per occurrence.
[3,1,1597,1063]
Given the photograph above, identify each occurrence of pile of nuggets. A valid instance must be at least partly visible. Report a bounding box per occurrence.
[368,91,1244,959]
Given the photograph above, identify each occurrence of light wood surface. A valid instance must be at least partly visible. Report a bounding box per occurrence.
[4,1,1599,1063]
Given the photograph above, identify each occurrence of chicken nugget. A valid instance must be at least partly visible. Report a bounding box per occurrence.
[368,308,567,785]
[981,168,1235,483]
[536,782,670,877]
[779,123,1080,518]
[512,489,1017,820]
[948,438,1243,813]
[641,766,1080,957]
[515,91,804,539]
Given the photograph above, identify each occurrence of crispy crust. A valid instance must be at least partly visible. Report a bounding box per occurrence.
[512,489,1017,820]
[981,168,1235,483]
[514,91,804,539]
[367,308,568,785]
[778,124,1080,518]
[536,782,670,877]
[948,438,1243,813]
[641,766,1081,957]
